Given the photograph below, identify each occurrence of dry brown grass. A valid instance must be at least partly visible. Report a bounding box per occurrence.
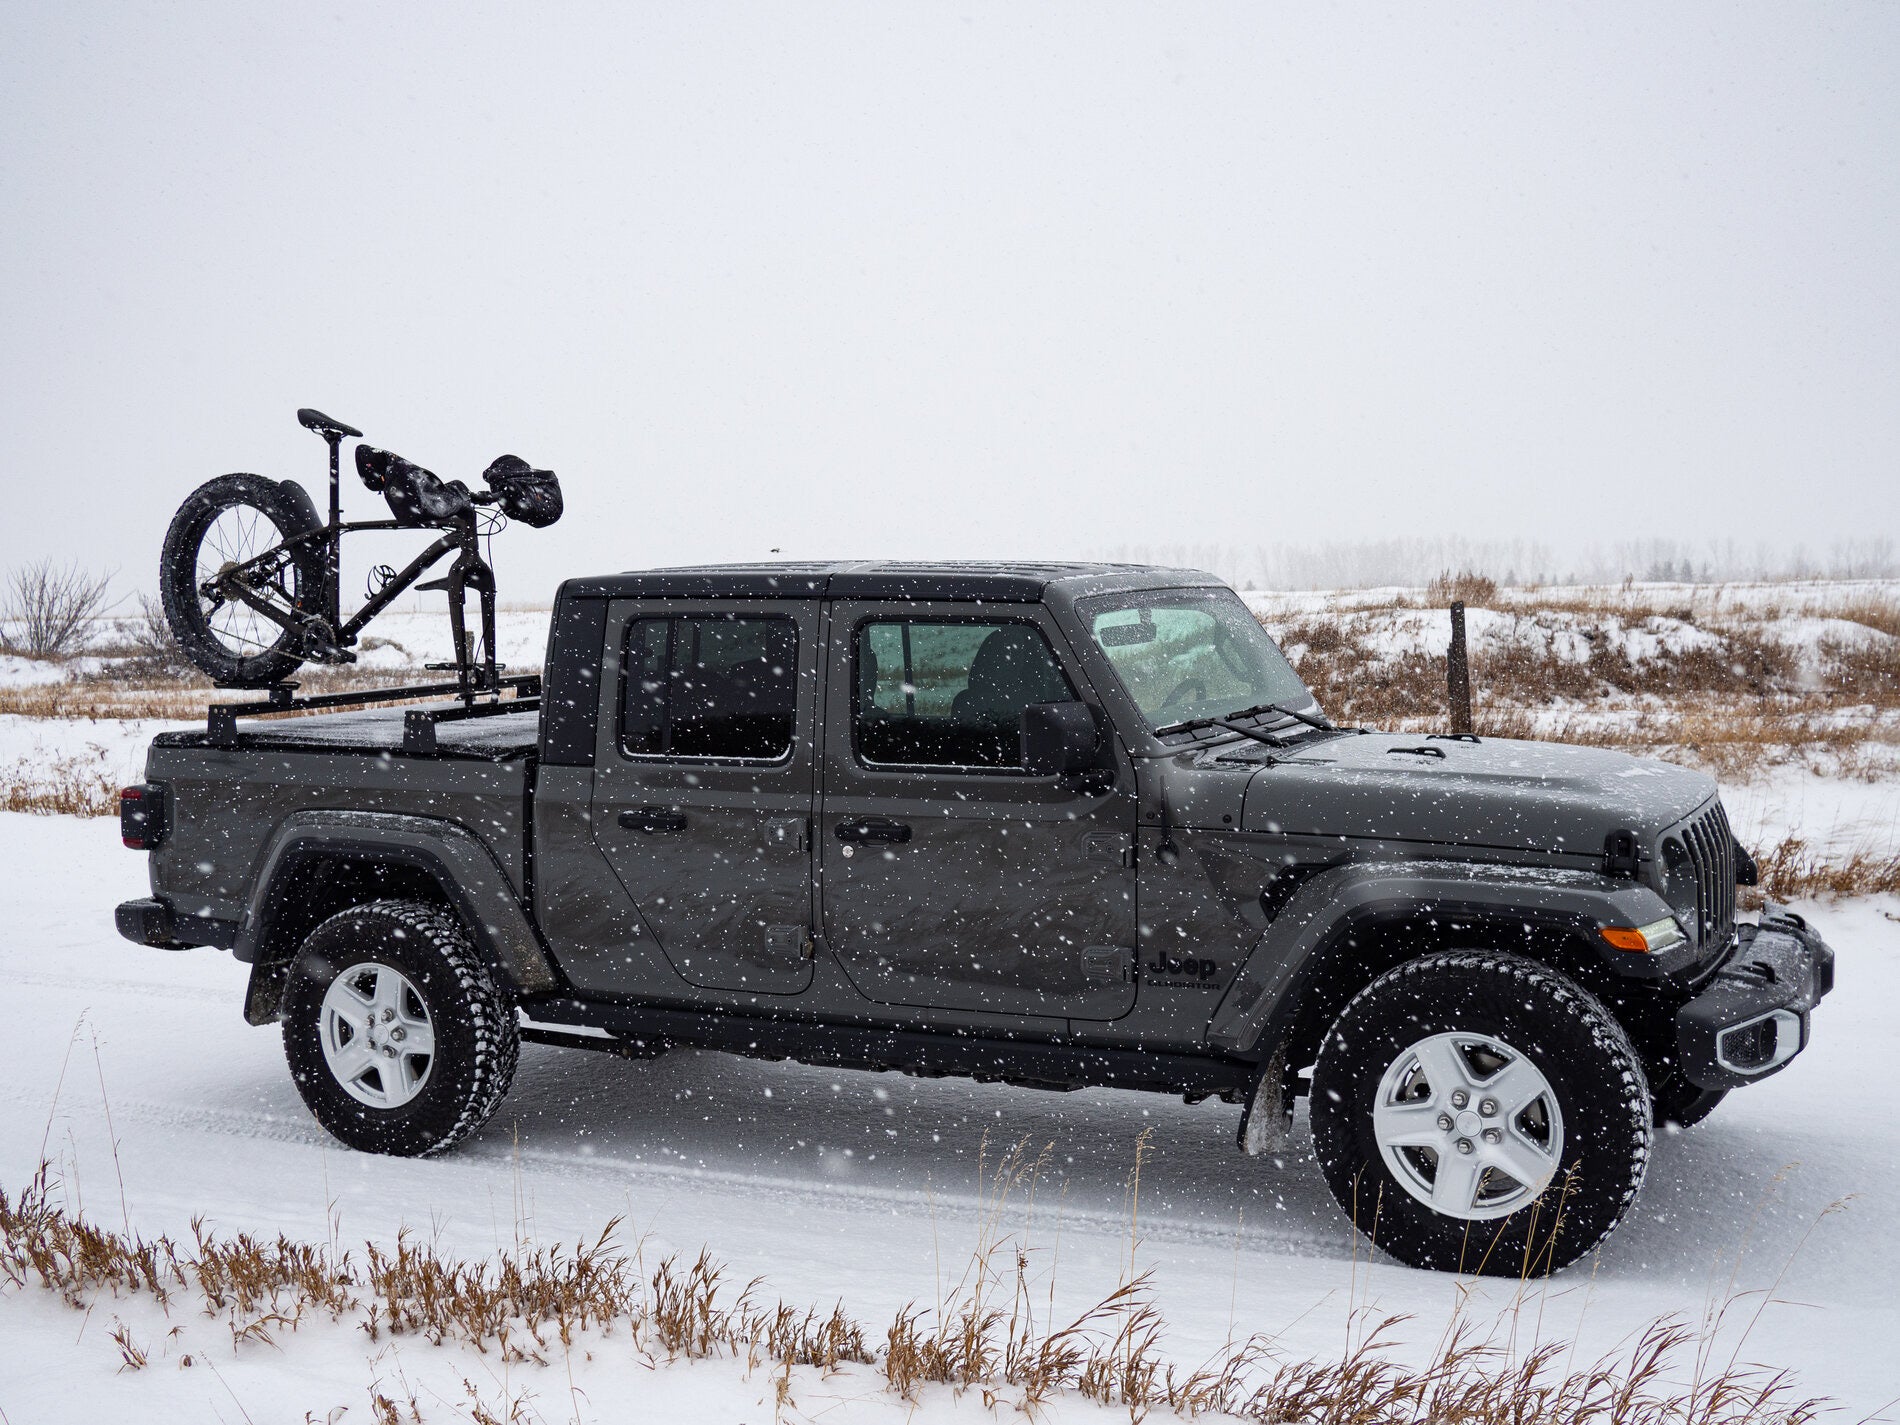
[1825,595,1900,640]
[0,1155,1831,1423]
[1426,569,1500,607]
[0,752,121,816]
[1752,834,1900,901]
[1271,589,1900,756]
[1257,590,1900,900]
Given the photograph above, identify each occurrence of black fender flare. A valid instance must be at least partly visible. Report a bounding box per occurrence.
[1205,859,1677,1056]
[234,809,560,1021]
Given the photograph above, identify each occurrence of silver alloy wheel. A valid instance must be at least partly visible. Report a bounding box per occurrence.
[1371,1031,1565,1221]
[319,962,437,1109]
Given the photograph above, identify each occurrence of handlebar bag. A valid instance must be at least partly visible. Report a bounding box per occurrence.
[354,445,474,526]
[483,454,564,528]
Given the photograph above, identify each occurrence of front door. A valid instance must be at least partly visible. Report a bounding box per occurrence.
[591,599,819,996]
[819,601,1138,1020]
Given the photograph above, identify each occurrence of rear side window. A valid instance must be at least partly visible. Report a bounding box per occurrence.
[855,619,1073,770]
[620,615,798,761]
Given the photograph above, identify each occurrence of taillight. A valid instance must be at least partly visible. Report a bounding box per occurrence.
[120,784,168,849]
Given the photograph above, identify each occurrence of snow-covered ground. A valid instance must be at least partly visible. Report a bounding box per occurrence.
[1,809,1896,1419]
[1243,580,1900,695]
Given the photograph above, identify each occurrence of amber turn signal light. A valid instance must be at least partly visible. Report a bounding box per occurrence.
[1599,917,1689,954]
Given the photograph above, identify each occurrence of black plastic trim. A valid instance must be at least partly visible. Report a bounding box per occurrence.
[517,995,1255,1096]
[234,821,562,996]
[1675,911,1834,1089]
[115,897,238,951]
[539,592,609,766]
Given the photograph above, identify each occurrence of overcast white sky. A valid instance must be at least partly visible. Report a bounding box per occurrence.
[3,2,1895,604]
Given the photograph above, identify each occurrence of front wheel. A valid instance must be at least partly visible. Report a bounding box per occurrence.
[1309,953,1652,1276]
[158,473,325,686]
[282,900,519,1157]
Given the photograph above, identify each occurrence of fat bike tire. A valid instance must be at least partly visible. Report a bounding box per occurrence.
[159,473,323,687]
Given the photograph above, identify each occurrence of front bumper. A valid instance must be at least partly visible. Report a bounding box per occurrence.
[1676,907,1835,1090]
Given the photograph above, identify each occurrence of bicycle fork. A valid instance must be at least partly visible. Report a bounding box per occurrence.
[417,531,499,699]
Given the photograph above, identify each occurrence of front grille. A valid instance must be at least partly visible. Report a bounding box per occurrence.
[1676,801,1738,955]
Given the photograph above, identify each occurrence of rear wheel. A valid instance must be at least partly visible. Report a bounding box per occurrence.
[159,473,324,686]
[1309,952,1652,1276]
[283,900,519,1157]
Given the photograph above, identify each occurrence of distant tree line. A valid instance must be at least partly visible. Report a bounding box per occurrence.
[1093,537,1899,590]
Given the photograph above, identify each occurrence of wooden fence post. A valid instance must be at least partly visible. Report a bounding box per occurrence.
[1447,600,1473,734]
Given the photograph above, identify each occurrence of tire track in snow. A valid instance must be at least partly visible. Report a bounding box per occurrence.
[0,1078,1348,1260]
[0,967,229,1004]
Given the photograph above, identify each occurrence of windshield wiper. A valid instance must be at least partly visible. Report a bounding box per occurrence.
[1154,701,1335,743]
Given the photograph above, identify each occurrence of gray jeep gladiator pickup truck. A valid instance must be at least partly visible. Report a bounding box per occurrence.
[116,562,1833,1274]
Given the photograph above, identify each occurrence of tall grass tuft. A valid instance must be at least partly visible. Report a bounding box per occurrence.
[0,1160,1831,1422]
[1426,569,1501,607]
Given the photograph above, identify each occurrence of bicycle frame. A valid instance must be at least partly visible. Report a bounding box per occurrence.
[204,437,504,697]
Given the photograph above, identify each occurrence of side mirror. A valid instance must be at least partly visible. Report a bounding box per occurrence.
[1021,701,1100,777]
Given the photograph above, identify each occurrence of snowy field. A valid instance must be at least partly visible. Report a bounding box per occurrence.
[1,585,1897,1420]
[2,813,1895,1420]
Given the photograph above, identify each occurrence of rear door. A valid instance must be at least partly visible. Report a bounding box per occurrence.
[590,599,819,995]
[818,600,1138,1019]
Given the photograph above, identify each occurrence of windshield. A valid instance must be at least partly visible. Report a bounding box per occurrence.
[1079,587,1315,731]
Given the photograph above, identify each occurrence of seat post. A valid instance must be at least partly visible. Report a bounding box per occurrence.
[324,432,344,622]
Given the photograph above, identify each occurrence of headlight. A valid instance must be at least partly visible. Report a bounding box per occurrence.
[1600,917,1689,954]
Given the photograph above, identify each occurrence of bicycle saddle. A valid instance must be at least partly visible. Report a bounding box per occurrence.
[297,407,363,440]
[354,445,474,526]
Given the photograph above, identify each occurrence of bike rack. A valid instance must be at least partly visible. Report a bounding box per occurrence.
[205,673,542,755]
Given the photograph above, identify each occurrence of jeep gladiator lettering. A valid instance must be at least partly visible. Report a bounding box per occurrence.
[116,563,1834,1273]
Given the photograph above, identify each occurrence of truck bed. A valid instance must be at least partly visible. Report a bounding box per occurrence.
[144,703,541,933]
[152,703,541,761]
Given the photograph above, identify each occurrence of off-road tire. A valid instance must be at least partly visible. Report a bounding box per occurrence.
[283,899,519,1157]
[1309,952,1652,1277]
[159,472,324,687]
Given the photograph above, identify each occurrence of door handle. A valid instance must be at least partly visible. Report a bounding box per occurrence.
[835,818,912,845]
[620,806,688,834]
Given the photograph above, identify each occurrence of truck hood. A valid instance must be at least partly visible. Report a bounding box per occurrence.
[1236,731,1716,855]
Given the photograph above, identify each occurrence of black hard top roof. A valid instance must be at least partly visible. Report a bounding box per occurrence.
[559,561,1225,603]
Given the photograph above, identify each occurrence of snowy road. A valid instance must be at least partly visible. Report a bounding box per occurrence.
[2,812,1897,1418]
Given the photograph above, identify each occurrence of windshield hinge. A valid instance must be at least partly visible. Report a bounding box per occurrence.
[1604,829,1644,879]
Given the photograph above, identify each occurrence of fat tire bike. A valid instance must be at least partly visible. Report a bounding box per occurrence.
[159,408,562,691]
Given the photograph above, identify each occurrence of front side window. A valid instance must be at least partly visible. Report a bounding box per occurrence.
[855,619,1073,769]
[1080,587,1311,730]
[621,615,797,760]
